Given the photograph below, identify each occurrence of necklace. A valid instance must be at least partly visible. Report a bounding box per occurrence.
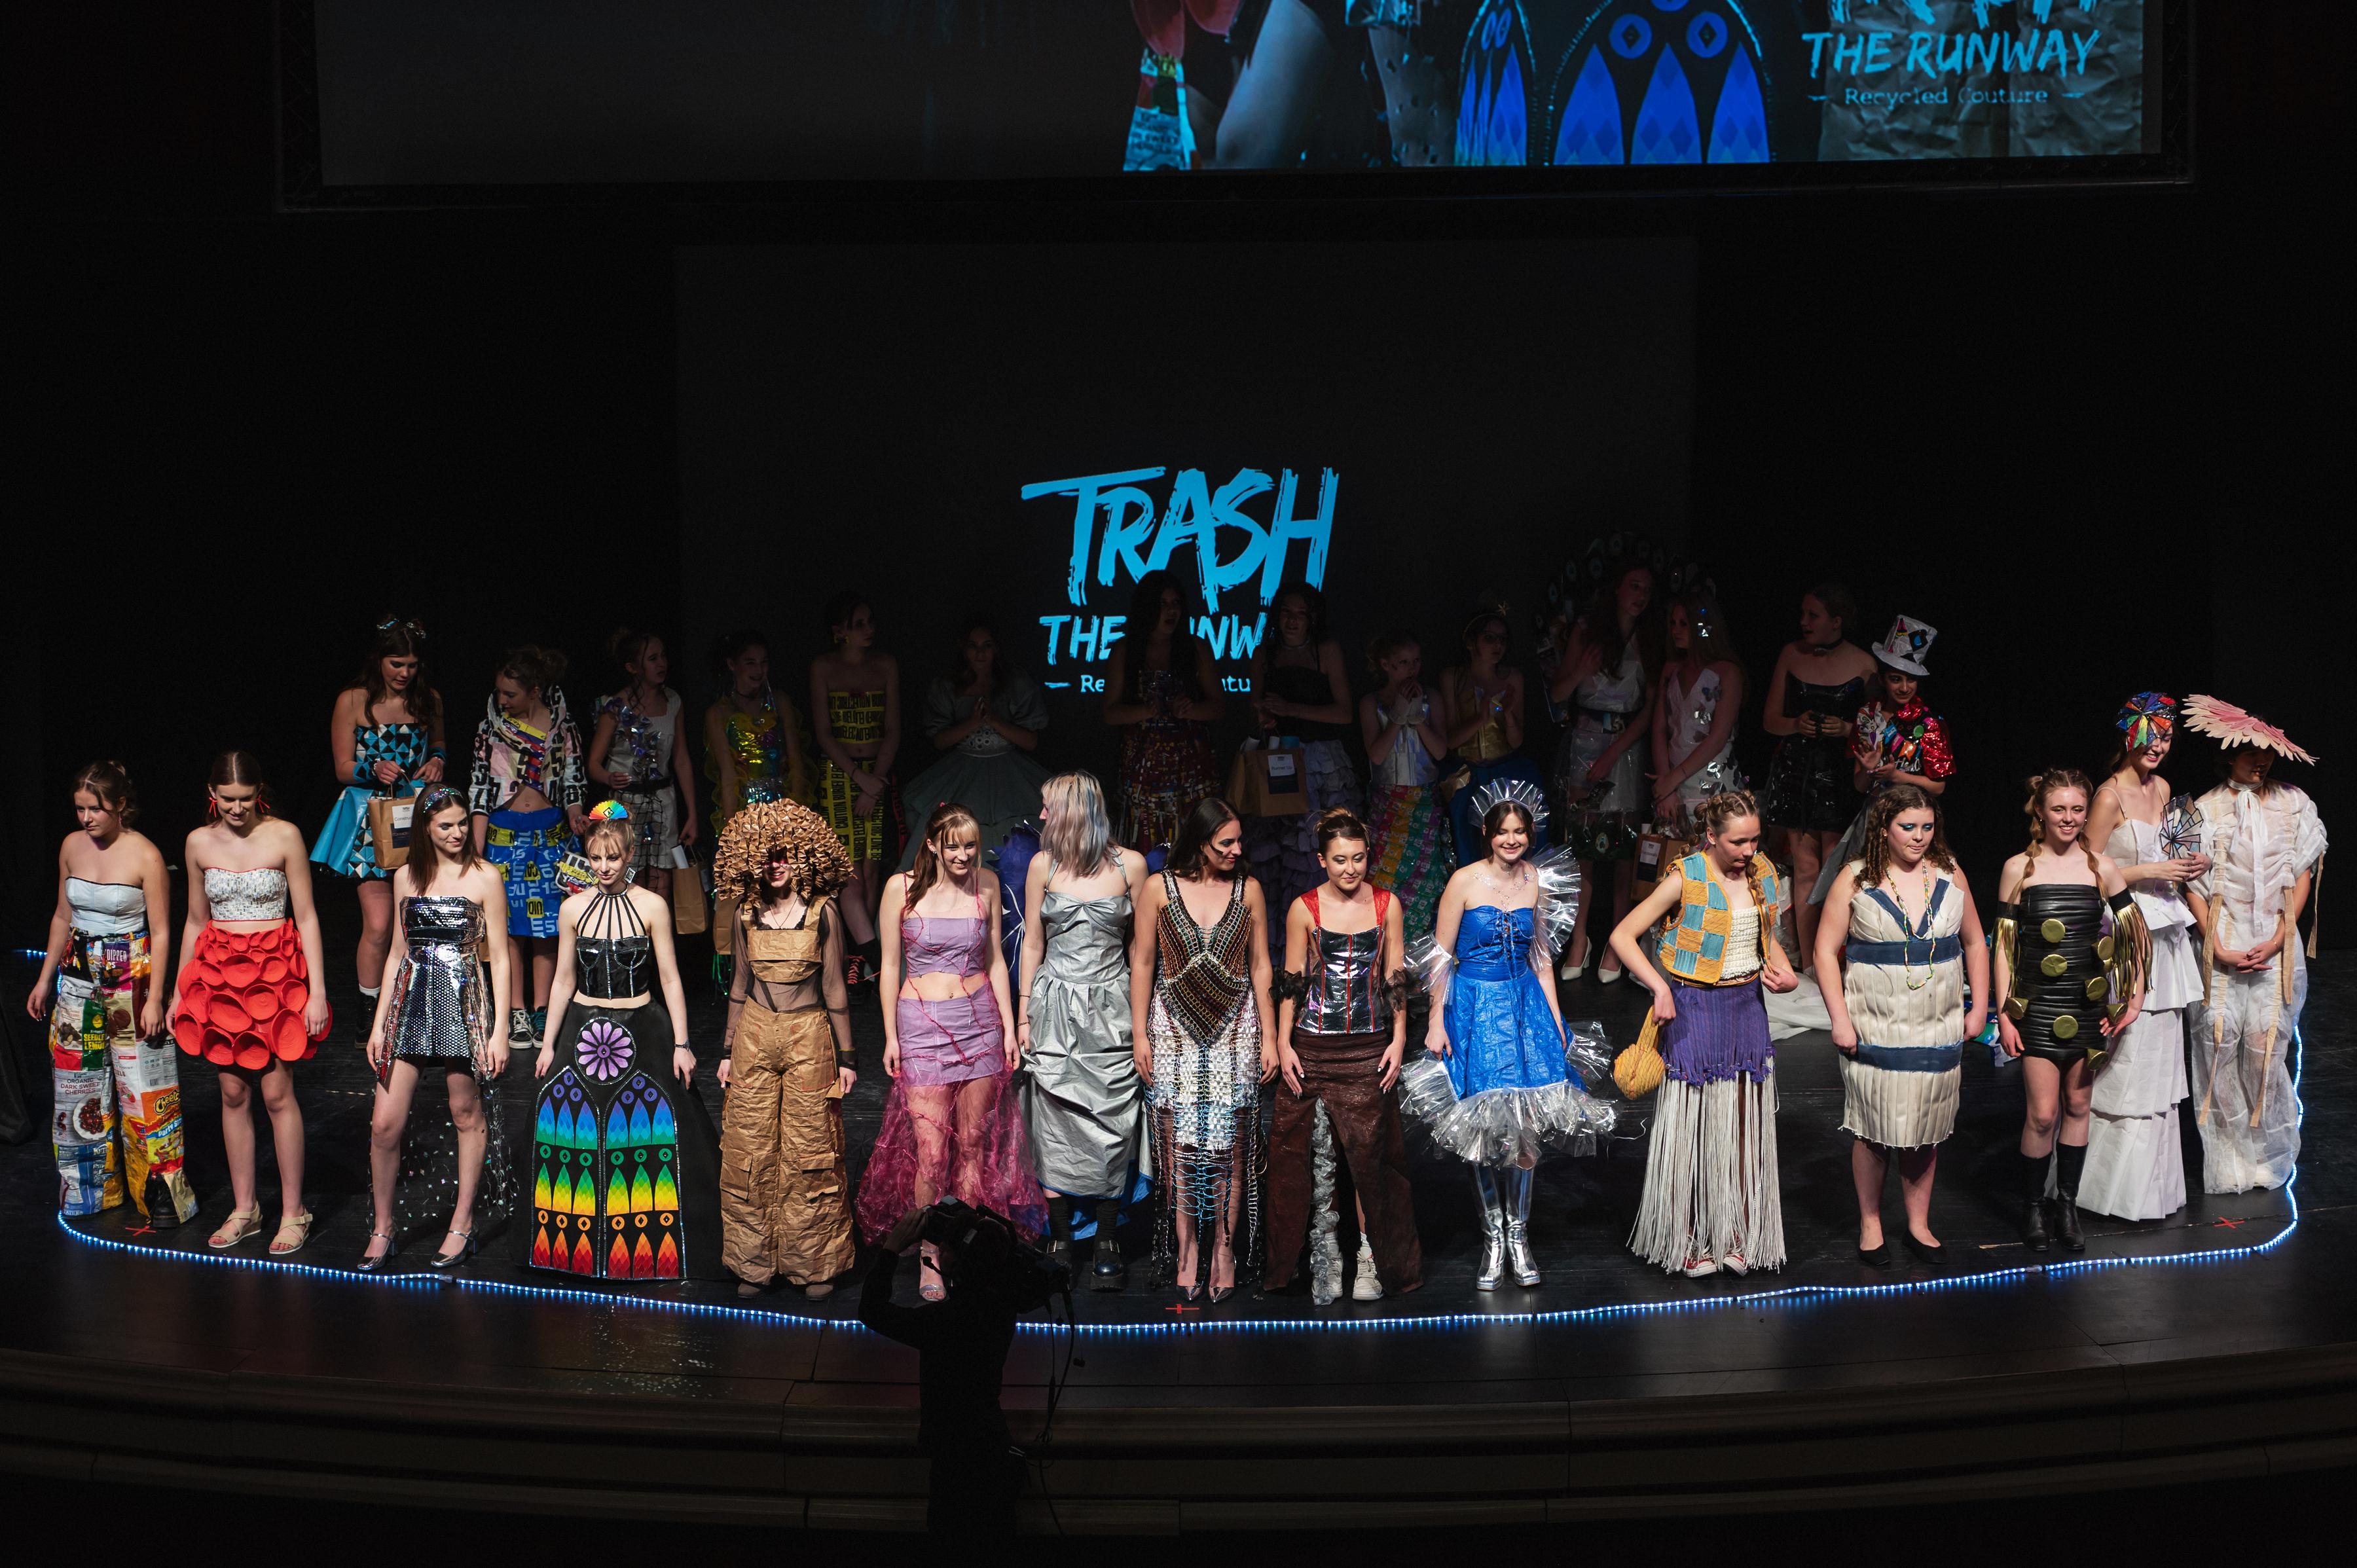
[1884,863,1935,991]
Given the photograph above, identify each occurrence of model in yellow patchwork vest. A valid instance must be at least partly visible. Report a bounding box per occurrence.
[1611,791,1800,1280]
[1655,850,1783,985]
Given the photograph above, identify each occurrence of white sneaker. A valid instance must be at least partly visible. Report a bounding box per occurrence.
[1682,1255,1719,1279]
[1351,1241,1383,1302]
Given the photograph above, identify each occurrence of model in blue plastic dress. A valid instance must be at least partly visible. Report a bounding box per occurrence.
[1400,783,1613,1291]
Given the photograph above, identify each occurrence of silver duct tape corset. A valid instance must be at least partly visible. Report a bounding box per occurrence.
[388,896,491,1065]
[1298,926,1391,1035]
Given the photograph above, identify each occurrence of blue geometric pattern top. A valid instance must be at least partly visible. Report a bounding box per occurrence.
[1456,1,1535,167]
[1546,2,1773,168]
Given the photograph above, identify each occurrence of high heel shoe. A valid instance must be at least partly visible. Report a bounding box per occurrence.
[428,1226,476,1272]
[1595,963,1624,986]
[1557,954,1588,981]
[354,1228,397,1273]
[1207,1244,1237,1304]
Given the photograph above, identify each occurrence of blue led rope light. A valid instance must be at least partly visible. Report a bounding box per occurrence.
[55,1039,2307,1338]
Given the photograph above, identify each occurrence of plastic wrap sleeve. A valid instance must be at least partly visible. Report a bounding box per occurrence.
[1402,933,1453,1002]
[1994,902,2025,1021]
[2103,890,2150,1023]
[1529,845,1584,963]
[1564,1019,1614,1085]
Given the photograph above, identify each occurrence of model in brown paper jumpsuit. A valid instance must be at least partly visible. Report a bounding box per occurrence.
[714,799,860,1297]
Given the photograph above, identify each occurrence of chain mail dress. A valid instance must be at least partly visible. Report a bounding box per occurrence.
[1144,871,1264,1285]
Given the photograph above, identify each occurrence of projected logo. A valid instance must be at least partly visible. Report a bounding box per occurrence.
[1020,466,1339,695]
[1808,0,2134,138]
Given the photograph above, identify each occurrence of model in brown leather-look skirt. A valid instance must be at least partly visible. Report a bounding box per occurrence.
[1264,1028,1422,1298]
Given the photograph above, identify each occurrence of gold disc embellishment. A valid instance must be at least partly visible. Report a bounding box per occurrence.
[2051,1014,2080,1041]
[2086,975,2110,1000]
[2040,917,2067,944]
[2096,935,2114,962]
[2041,953,2068,977]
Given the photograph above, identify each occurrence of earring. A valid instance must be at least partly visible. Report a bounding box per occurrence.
[206,797,220,822]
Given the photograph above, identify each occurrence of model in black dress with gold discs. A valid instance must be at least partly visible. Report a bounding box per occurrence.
[1992,769,2147,1256]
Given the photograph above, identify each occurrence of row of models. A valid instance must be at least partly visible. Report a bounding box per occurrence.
[33,702,2320,1292]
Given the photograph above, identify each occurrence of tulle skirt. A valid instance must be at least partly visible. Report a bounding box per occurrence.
[857,1057,1047,1243]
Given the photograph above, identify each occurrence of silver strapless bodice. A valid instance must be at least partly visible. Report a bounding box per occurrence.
[1034,892,1131,991]
[205,867,288,921]
[388,896,490,1065]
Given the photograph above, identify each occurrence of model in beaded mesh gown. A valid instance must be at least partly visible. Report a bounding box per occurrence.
[1130,800,1276,1302]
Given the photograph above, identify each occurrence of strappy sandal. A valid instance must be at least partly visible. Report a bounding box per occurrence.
[208,1207,265,1250]
[268,1209,316,1256]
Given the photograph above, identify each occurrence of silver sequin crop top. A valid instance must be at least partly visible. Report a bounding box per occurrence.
[204,867,288,921]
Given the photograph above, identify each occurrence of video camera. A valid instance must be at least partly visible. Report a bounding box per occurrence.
[919,1198,1071,1312]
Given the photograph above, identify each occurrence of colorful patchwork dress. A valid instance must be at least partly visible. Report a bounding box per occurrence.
[49,878,197,1224]
[1365,691,1454,943]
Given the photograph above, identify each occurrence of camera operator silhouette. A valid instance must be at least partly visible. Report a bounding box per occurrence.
[861,1199,1068,1537]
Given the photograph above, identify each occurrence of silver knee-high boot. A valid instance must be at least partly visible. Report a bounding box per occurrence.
[1472,1167,1507,1291]
[1505,1164,1542,1286]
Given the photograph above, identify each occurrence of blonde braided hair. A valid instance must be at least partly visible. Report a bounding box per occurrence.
[1696,788,1772,957]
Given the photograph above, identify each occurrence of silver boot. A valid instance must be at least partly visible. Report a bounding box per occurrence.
[1505,1165,1542,1287]
[1472,1167,1507,1291]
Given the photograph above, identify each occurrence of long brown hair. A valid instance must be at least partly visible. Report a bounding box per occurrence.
[905,801,981,908]
[401,786,479,893]
[357,615,438,727]
[2021,767,2100,877]
[1857,782,1956,888]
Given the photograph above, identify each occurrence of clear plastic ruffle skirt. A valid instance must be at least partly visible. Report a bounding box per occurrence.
[1397,1055,1614,1168]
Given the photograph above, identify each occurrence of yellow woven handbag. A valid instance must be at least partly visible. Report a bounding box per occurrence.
[1613,1012,1666,1099]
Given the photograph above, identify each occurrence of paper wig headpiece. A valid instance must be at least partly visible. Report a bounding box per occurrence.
[2182,694,2316,765]
[587,799,630,822]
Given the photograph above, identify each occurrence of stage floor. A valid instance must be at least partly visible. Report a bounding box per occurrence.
[3,924,2352,1527]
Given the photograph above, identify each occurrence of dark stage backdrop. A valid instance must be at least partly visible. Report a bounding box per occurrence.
[674,238,1698,793]
[12,223,680,943]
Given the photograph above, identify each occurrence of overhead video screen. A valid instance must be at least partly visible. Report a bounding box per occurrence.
[302,1,2168,189]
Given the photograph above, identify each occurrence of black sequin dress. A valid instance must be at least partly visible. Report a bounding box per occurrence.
[1762,676,1866,833]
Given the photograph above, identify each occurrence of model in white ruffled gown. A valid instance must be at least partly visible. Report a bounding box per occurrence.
[2081,814,2200,1219]
[2186,767,2325,1194]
